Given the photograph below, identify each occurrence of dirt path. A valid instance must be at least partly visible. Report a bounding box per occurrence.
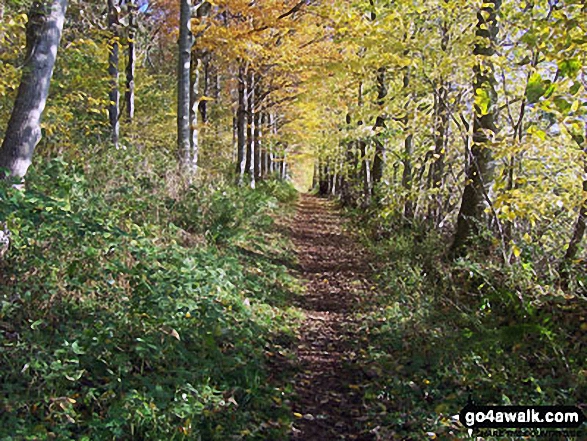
[289,195,377,441]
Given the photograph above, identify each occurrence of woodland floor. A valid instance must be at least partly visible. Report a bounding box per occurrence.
[288,195,380,440]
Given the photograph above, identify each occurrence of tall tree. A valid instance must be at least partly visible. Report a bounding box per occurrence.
[125,0,137,122]
[198,52,211,123]
[560,124,587,282]
[451,0,502,255]
[235,63,248,185]
[245,71,256,188]
[0,0,68,179]
[107,0,120,147]
[178,0,195,171]
[401,66,414,220]
[371,66,387,196]
[369,1,387,201]
[426,8,451,225]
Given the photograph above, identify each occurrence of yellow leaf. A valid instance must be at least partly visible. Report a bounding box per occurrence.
[512,245,521,258]
[294,412,303,418]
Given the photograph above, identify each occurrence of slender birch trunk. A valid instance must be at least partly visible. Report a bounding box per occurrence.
[177,0,194,171]
[125,0,136,122]
[108,0,120,148]
[235,63,247,185]
[245,71,256,188]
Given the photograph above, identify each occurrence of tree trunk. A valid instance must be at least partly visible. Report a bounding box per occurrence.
[360,141,371,207]
[0,0,68,179]
[190,55,202,174]
[401,64,414,220]
[372,67,387,193]
[451,0,501,255]
[402,131,414,219]
[177,0,194,171]
[260,113,268,179]
[560,127,587,283]
[235,64,247,185]
[245,71,256,188]
[318,159,328,195]
[198,53,210,123]
[429,15,450,225]
[281,151,287,180]
[0,3,5,44]
[370,0,386,195]
[429,81,448,224]
[125,0,136,122]
[254,107,261,181]
[108,0,120,147]
[312,161,319,191]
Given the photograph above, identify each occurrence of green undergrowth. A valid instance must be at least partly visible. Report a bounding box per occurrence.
[345,211,587,441]
[0,153,303,440]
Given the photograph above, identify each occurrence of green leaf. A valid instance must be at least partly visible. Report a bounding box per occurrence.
[569,82,582,96]
[558,59,582,78]
[525,73,547,103]
[520,30,537,46]
[543,83,556,99]
[554,97,571,114]
[474,88,491,115]
[528,126,547,141]
[71,341,86,355]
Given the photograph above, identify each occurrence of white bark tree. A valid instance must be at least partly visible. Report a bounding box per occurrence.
[0,0,68,179]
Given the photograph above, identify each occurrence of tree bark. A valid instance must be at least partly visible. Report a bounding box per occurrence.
[372,67,387,193]
[281,151,287,180]
[259,113,268,179]
[253,106,261,181]
[318,158,328,195]
[360,141,371,207]
[561,175,586,273]
[429,81,448,224]
[402,131,414,219]
[190,55,202,174]
[198,52,210,123]
[560,126,587,283]
[0,3,5,43]
[402,70,414,220]
[125,0,136,122]
[177,0,194,171]
[370,0,386,196]
[108,0,120,147]
[428,14,450,224]
[235,63,247,185]
[245,71,256,188]
[451,0,501,255]
[0,0,68,179]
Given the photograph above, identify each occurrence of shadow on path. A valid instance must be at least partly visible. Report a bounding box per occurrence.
[289,195,378,441]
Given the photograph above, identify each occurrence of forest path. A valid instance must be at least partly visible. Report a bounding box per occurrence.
[289,194,378,441]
